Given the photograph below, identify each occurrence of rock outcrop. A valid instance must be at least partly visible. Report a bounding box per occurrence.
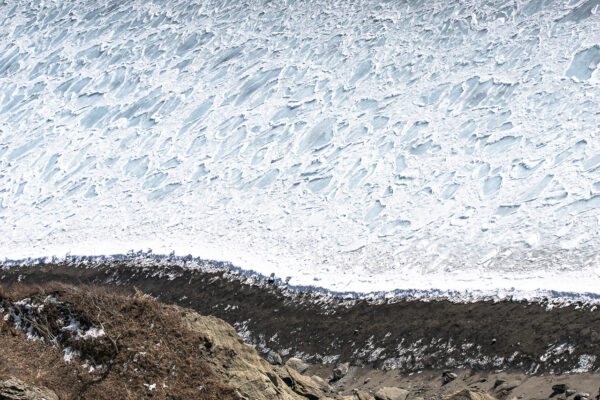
[180,310,305,400]
[0,377,58,400]
[374,387,409,400]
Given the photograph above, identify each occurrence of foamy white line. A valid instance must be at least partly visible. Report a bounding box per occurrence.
[3,240,600,304]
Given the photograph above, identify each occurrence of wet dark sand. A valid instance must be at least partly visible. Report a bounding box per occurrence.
[1,259,599,375]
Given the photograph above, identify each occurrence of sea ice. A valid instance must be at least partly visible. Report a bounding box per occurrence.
[0,0,599,298]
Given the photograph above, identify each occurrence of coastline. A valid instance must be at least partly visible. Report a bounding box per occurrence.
[2,258,599,375]
[3,282,599,400]
[3,251,600,304]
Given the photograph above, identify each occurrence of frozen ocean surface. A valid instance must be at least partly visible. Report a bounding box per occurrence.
[1,0,600,298]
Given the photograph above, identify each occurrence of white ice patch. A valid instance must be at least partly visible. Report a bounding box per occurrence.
[61,317,105,340]
[233,320,253,343]
[573,354,597,373]
[540,342,576,362]
[144,383,156,391]
[319,354,341,364]
[63,347,80,363]
[4,296,105,370]
[7,299,46,341]
[0,0,599,299]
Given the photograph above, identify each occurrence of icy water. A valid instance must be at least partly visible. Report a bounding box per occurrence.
[1,0,599,297]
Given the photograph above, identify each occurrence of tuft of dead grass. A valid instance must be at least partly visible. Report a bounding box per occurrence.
[0,282,240,400]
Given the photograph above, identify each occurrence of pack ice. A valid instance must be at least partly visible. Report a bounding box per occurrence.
[1,0,599,298]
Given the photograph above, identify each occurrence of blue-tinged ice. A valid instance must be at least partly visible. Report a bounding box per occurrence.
[124,157,149,178]
[483,176,502,196]
[566,45,600,81]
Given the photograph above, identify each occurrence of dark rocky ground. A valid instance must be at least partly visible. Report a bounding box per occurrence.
[2,258,600,375]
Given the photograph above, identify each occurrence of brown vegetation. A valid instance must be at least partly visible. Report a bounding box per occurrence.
[0,282,240,400]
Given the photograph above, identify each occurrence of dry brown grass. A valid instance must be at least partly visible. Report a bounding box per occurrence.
[0,282,240,400]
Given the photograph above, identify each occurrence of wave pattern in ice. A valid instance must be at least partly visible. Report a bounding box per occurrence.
[1,0,600,294]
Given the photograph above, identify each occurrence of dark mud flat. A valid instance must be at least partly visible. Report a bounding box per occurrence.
[2,259,599,374]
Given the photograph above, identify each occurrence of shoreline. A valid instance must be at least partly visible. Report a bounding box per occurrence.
[2,258,600,375]
[3,282,600,400]
[3,252,600,304]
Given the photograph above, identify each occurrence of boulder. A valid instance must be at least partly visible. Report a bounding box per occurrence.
[280,366,326,400]
[446,389,497,400]
[374,387,409,400]
[566,389,577,396]
[354,389,376,400]
[333,362,350,380]
[0,377,58,400]
[574,393,590,400]
[553,384,569,394]
[285,357,311,374]
[310,375,332,392]
[270,352,283,365]
[443,371,458,384]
